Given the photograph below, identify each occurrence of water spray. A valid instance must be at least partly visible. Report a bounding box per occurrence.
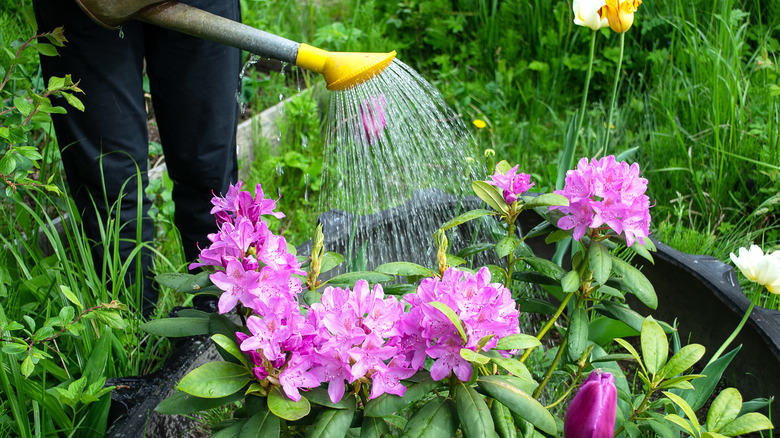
[74,0,396,90]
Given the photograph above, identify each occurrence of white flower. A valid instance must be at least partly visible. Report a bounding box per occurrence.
[730,245,780,294]
[573,0,609,30]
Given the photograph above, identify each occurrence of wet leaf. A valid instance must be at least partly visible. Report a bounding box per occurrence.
[177,361,250,399]
[267,386,311,421]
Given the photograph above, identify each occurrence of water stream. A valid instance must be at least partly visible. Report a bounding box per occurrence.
[320,59,486,271]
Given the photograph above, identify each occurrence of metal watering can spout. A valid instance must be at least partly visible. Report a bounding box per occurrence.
[74,0,396,90]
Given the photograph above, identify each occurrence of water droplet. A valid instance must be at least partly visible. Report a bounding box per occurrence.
[117,26,124,39]
[275,162,284,176]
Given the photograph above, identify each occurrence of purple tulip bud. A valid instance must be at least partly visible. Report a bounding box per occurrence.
[564,370,617,438]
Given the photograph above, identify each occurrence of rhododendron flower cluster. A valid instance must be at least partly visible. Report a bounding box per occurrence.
[401,267,522,382]
[487,165,535,204]
[194,183,523,403]
[551,155,651,247]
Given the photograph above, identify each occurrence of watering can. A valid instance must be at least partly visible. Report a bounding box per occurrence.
[74,0,396,90]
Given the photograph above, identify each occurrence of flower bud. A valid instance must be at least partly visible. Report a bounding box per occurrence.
[564,370,617,438]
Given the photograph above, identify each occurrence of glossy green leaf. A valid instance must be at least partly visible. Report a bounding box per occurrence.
[663,391,700,435]
[476,375,557,435]
[610,256,657,309]
[589,239,612,285]
[661,344,705,379]
[677,346,741,411]
[664,414,696,436]
[155,390,245,415]
[514,297,558,314]
[628,240,654,264]
[320,252,345,273]
[304,389,356,410]
[455,382,496,438]
[268,386,311,421]
[401,396,457,438]
[461,348,491,365]
[521,256,567,280]
[212,334,249,367]
[59,285,83,310]
[360,416,391,438]
[472,181,509,215]
[326,271,395,286]
[522,193,569,209]
[561,270,579,293]
[456,243,496,258]
[487,356,536,385]
[544,229,570,245]
[212,421,245,438]
[706,388,742,432]
[614,338,644,373]
[140,316,210,337]
[177,361,250,398]
[640,316,668,376]
[718,412,774,436]
[364,377,438,417]
[495,236,520,259]
[430,301,468,343]
[512,271,559,287]
[240,397,280,438]
[305,407,355,438]
[491,400,517,438]
[588,316,638,346]
[495,334,542,351]
[438,209,496,231]
[568,308,588,361]
[375,262,433,277]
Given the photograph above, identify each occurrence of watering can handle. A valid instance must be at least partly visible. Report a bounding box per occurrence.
[75,0,300,64]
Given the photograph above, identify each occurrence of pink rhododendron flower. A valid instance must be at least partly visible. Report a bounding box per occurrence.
[552,155,651,246]
[487,165,535,204]
[402,267,521,382]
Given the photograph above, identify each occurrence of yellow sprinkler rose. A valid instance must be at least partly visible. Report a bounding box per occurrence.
[598,0,642,33]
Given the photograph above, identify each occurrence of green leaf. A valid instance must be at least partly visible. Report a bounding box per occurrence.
[495,236,519,259]
[62,92,85,111]
[304,389,356,410]
[522,193,568,209]
[375,262,433,277]
[544,229,570,245]
[658,375,704,390]
[589,239,612,285]
[610,256,657,309]
[47,76,66,91]
[515,297,557,314]
[628,240,654,264]
[13,97,34,117]
[305,407,355,438]
[20,356,35,377]
[561,270,579,293]
[401,396,457,438]
[678,347,741,411]
[491,400,517,438]
[140,316,210,337]
[718,412,774,436]
[663,391,700,435]
[595,301,646,333]
[360,417,391,438]
[177,361,250,398]
[156,390,245,415]
[92,309,126,330]
[430,301,468,343]
[212,421,246,438]
[31,43,58,56]
[664,414,696,436]
[706,388,742,433]
[438,209,496,232]
[495,334,542,351]
[455,382,496,438]
[2,343,27,355]
[325,271,394,286]
[640,316,668,376]
[588,317,638,346]
[240,397,280,438]
[460,348,491,365]
[319,252,344,273]
[456,243,495,258]
[568,308,588,361]
[365,377,438,417]
[614,338,644,373]
[661,344,705,379]
[521,256,567,280]
[476,375,557,435]
[472,180,509,215]
[212,334,249,367]
[512,271,559,287]
[267,386,310,421]
[488,356,535,385]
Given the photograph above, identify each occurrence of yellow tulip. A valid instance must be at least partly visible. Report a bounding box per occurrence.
[598,0,642,33]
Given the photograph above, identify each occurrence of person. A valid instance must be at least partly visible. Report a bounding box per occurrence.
[33,0,242,317]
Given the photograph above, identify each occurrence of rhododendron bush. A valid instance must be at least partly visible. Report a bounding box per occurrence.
[145,158,772,437]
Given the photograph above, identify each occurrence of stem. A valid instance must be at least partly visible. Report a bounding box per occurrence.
[603,32,625,156]
[576,30,598,157]
[533,330,568,399]
[520,292,575,363]
[708,285,764,365]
